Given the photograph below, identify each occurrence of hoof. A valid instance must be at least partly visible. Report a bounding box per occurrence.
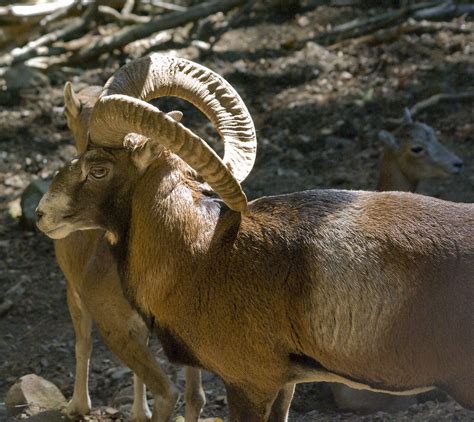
[131,400,152,422]
[131,410,152,422]
[150,390,179,422]
[65,397,91,419]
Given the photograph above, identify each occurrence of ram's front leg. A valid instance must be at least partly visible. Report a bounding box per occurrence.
[95,310,177,422]
[267,384,295,422]
[65,286,93,418]
[131,374,152,422]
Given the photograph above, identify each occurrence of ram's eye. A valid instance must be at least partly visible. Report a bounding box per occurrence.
[89,167,109,179]
[410,146,424,155]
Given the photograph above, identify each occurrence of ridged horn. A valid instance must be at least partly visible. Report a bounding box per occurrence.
[91,95,247,211]
[89,54,257,211]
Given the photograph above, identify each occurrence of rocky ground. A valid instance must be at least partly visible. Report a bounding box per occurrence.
[0,2,473,421]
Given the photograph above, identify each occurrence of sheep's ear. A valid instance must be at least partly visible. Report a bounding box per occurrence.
[378,130,399,151]
[167,110,183,122]
[403,107,413,124]
[125,134,163,173]
[127,111,183,172]
[64,82,81,118]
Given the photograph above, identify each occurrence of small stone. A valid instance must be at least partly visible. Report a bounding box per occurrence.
[105,406,120,416]
[5,374,66,415]
[297,16,310,27]
[111,367,131,380]
[214,395,227,405]
[4,175,24,188]
[340,71,353,80]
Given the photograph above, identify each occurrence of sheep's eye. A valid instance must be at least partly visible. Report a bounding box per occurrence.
[89,167,108,179]
[411,146,424,154]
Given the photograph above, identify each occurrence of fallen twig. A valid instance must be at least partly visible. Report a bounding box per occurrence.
[142,0,188,12]
[315,1,443,45]
[413,3,474,20]
[38,0,81,28]
[0,3,98,68]
[329,18,472,49]
[98,5,150,25]
[386,91,474,125]
[0,0,77,23]
[410,91,474,117]
[67,0,245,64]
[121,0,138,15]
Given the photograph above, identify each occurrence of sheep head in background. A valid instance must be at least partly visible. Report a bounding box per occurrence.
[377,108,463,192]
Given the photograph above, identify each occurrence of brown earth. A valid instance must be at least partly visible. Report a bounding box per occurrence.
[0,3,473,421]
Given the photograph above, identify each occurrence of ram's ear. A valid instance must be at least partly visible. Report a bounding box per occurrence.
[378,130,399,152]
[403,107,413,124]
[125,133,164,173]
[127,110,183,172]
[64,82,81,118]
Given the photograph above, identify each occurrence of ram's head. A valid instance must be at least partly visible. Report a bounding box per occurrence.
[37,55,257,239]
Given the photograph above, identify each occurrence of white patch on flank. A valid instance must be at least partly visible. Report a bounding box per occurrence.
[294,370,434,396]
[104,231,118,245]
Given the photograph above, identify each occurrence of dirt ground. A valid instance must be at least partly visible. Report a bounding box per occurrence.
[0,2,473,421]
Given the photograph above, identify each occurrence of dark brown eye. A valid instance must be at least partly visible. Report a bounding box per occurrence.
[89,167,109,179]
[411,146,424,154]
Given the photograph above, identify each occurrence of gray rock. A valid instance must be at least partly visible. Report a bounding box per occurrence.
[110,366,132,380]
[20,179,50,230]
[0,65,49,106]
[114,385,134,405]
[5,374,67,416]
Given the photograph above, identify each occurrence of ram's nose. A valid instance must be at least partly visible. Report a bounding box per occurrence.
[35,207,44,222]
[452,160,464,174]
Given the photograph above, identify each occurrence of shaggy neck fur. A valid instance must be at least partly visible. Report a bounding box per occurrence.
[110,153,227,318]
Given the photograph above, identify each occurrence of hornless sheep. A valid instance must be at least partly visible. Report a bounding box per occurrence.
[37,55,474,421]
[331,109,464,413]
[377,108,463,192]
[55,82,204,421]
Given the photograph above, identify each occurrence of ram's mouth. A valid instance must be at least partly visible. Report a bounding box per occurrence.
[437,166,463,177]
[40,223,72,239]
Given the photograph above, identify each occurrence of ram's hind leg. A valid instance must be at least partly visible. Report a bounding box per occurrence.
[267,384,295,422]
[65,286,93,418]
[225,383,279,422]
[184,366,205,421]
[443,374,474,410]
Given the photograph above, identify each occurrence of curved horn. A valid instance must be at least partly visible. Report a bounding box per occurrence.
[91,95,247,211]
[89,55,256,210]
[89,55,256,211]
